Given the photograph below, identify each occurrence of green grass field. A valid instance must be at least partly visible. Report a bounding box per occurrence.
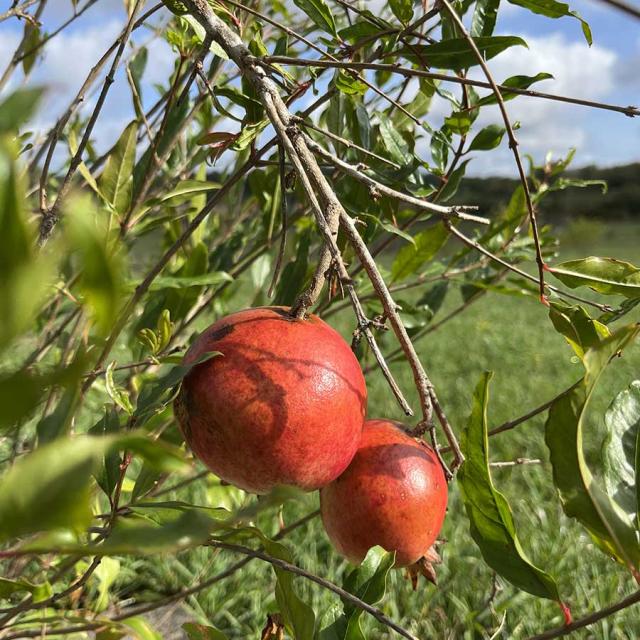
[120,222,640,640]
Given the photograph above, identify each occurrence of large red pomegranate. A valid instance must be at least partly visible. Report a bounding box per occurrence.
[174,306,367,494]
[320,419,447,567]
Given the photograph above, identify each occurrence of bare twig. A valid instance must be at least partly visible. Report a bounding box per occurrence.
[263,57,640,119]
[444,220,613,312]
[208,540,419,640]
[268,143,289,298]
[490,458,542,468]
[37,0,146,245]
[527,588,640,640]
[0,0,39,24]
[440,0,547,302]
[594,0,640,20]
[302,134,488,224]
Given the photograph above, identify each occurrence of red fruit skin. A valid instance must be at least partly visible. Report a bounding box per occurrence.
[320,419,447,567]
[175,306,367,494]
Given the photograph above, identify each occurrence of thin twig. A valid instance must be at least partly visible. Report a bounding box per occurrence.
[303,134,488,224]
[263,57,640,119]
[0,0,39,24]
[440,0,547,302]
[268,143,289,298]
[527,589,640,640]
[444,220,613,312]
[490,458,542,468]
[37,0,146,245]
[594,0,640,19]
[208,540,419,640]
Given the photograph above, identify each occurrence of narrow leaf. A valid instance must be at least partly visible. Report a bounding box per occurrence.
[391,223,449,282]
[458,372,562,600]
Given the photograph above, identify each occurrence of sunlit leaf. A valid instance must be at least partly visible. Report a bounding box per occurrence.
[602,382,640,522]
[549,301,610,360]
[0,434,186,543]
[550,257,640,298]
[507,0,592,45]
[546,325,640,570]
[99,121,137,216]
[0,577,52,603]
[183,623,229,640]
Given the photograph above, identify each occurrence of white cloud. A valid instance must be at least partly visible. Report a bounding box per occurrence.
[465,33,618,174]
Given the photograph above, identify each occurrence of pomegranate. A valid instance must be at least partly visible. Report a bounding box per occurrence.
[174,306,367,493]
[320,419,447,567]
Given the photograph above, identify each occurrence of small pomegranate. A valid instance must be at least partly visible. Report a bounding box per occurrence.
[320,419,447,567]
[175,306,367,494]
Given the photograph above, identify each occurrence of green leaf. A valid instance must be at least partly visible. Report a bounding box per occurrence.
[99,121,137,216]
[64,195,124,334]
[274,229,311,306]
[0,359,84,432]
[119,616,162,640]
[229,528,315,639]
[183,623,229,640]
[546,325,640,570]
[471,0,501,37]
[548,301,610,360]
[377,112,412,165]
[136,180,220,217]
[105,362,134,415]
[389,0,413,23]
[507,0,592,45]
[232,119,268,151]
[343,547,394,640]
[93,556,120,612]
[293,0,337,37]
[0,577,52,603]
[0,88,44,133]
[334,70,367,96]
[136,352,221,427]
[0,434,186,543]
[21,24,41,75]
[36,382,81,443]
[131,464,164,502]
[475,73,553,108]
[395,36,527,70]
[319,547,394,640]
[438,159,470,202]
[0,138,53,350]
[391,223,449,282]
[602,382,640,521]
[143,272,233,291]
[549,257,640,298]
[469,124,506,151]
[458,372,562,600]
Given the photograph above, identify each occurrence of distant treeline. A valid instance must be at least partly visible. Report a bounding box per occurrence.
[454,163,640,221]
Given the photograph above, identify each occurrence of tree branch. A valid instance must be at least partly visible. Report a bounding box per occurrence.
[440,0,547,302]
[262,57,640,119]
[208,540,419,640]
[527,588,640,640]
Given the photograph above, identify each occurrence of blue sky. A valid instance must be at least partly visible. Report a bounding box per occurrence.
[0,0,638,176]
